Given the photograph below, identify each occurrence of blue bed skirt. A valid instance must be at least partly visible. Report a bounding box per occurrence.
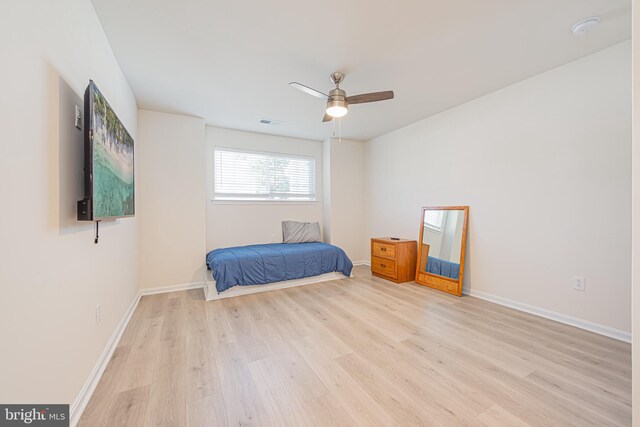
[206,242,353,293]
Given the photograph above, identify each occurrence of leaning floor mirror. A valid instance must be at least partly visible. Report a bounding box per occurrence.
[415,206,469,296]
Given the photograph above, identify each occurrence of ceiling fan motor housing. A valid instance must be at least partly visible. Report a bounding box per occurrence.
[329,88,348,104]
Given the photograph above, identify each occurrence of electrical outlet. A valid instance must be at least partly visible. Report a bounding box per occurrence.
[96,303,102,324]
[573,276,585,291]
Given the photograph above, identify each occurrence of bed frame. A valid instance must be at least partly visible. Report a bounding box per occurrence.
[202,266,350,301]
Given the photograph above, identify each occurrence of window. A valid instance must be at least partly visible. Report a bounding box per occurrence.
[213,148,316,201]
[424,210,444,232]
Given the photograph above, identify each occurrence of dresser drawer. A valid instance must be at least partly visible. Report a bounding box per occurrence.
[371,256,397,278]
[372,241,396,258]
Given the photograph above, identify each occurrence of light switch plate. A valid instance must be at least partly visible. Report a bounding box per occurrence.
[75,105,82,129]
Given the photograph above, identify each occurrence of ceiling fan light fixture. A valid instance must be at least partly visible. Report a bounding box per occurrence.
[326,99,348,118]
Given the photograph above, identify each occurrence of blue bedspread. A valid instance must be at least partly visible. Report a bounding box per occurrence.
[206,242,353,293]
[427,256,460,280]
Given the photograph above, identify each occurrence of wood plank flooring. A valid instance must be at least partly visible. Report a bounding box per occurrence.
[79,266,631,426]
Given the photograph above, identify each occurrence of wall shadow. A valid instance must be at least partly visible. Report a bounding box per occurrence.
[57,76,88,234]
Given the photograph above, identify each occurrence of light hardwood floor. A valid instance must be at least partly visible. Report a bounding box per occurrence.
[79,266,631,426]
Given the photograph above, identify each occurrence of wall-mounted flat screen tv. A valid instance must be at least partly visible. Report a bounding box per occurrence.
[78,80,135,221]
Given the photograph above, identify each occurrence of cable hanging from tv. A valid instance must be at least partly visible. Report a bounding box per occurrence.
[95,221,100,244]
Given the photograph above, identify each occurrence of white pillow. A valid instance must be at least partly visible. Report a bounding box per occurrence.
[282,220,322,243]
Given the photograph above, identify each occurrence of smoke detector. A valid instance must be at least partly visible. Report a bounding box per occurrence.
[571,17,600,36]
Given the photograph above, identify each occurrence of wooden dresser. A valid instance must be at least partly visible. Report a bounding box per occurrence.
[370,237,417,283]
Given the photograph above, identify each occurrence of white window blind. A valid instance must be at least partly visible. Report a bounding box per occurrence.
[424,210,444,231]
[213,148,316,201]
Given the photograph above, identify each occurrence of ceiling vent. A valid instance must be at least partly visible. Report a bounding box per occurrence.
[259,118,283,126]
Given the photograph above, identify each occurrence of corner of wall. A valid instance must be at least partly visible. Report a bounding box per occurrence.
[322,138,332,243]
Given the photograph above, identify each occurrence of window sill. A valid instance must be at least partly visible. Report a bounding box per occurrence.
[424,225,442,233]
[210,199,319,206]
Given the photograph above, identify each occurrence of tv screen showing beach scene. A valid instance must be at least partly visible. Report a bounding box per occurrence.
[89,82,134,219]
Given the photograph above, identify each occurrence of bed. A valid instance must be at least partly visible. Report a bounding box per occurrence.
[426,256,460,280]
[205,242,353,297]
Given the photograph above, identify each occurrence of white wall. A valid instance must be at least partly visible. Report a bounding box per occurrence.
[631,0,639,421]
[0,0,138,407]
[323,138,367,262]
[365,41,631,333]
[206,127,323,250]
[138,110,206,288]
[423,226,444,259]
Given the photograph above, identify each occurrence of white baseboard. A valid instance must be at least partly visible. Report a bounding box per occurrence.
[139,281,204,296]
[463,288,631,343]
[69,291,141,427]
[353,260,371,266]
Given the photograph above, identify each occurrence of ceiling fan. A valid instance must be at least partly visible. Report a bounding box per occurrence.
[289,72,394,122]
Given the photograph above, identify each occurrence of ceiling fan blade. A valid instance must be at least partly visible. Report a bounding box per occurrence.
[322,113,333,122]
[289,82,328,100]
[346,90,394,105]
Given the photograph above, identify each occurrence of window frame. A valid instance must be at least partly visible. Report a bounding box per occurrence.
[211,146,318,204]
[424,209,445,233]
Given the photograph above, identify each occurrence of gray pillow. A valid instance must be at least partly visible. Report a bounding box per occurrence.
[282,220,322,243]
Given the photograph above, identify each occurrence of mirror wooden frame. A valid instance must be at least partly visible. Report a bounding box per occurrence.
[415,206,469,296]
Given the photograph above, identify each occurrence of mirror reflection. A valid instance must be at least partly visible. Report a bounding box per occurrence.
[419,209,465,280]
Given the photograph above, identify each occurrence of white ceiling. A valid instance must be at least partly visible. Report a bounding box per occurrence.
[91,0,630,141]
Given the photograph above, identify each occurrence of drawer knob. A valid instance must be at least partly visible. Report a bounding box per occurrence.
[381,247,386,251]
[381,264,386,268]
